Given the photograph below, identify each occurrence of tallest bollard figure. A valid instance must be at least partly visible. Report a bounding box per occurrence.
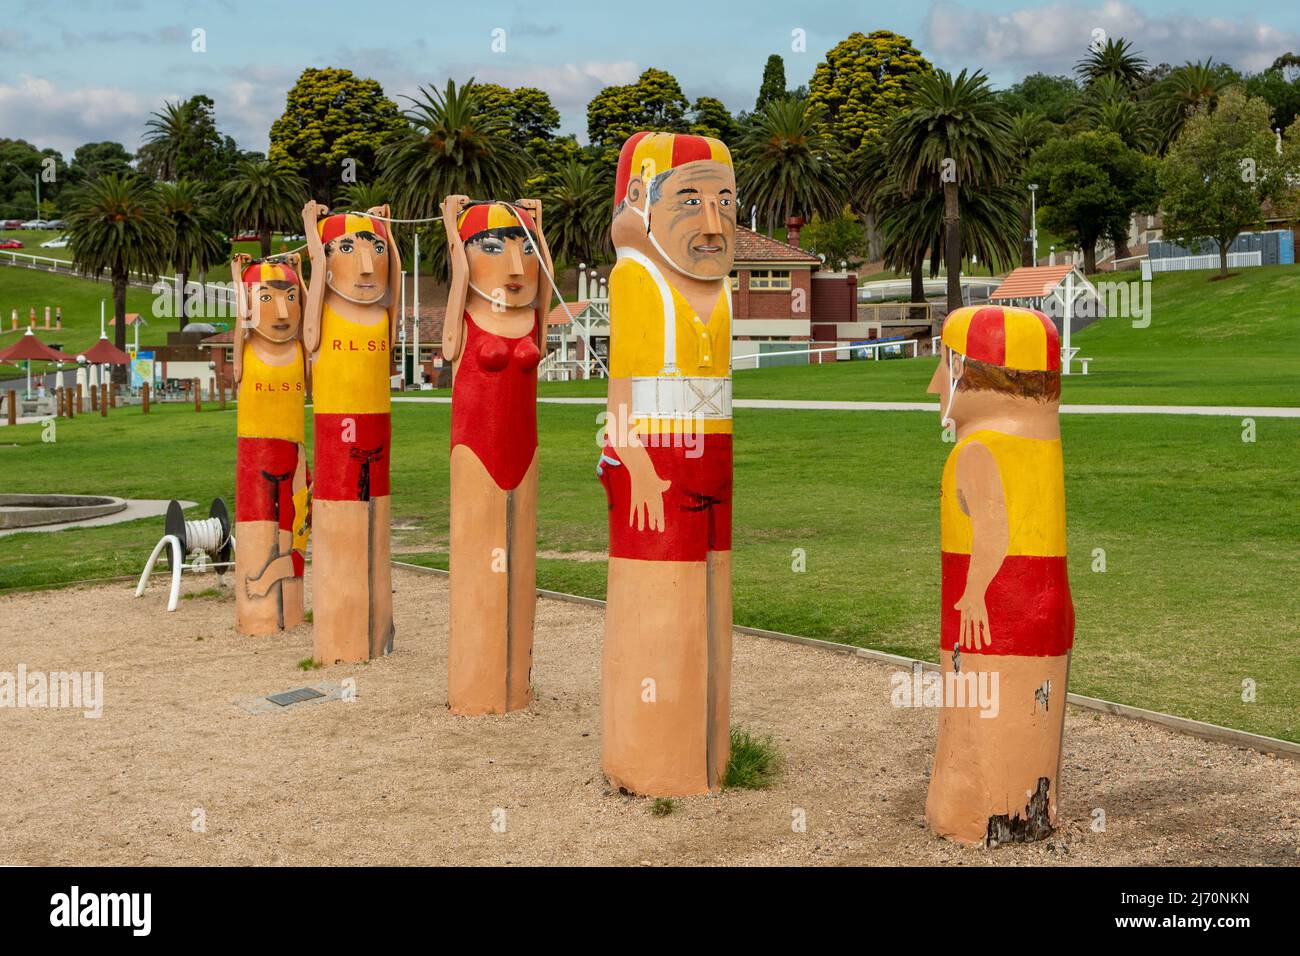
[302,202,400,664]
[600,133,737,795]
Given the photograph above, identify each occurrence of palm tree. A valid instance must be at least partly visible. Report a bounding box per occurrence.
[886,69,1014,312]
[1151,60,1232,151]
[158,179,226,330]
[337,181,390,214]
[1076,37,1148,90]
[1082,97,1156,153]
[378,78,532,275]
[542,158,610,274]
[737,96,846,235]
[218,159,307,258]
[66,174,170,383]
[141,100,189,182]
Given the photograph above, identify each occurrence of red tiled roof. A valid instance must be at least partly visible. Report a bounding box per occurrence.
[733,226,821,265]
[546,300,591,326]
[989,265,1076,301]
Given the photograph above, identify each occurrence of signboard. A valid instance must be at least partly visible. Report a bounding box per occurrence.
[129,350,155,388]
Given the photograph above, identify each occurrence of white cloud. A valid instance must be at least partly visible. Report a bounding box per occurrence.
[0,74,169,155]
[924,1,1299,78]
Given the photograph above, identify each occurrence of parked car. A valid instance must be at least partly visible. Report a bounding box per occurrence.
[45,219,64,229]
[233,232,260,243]
[39,235,70,249]
[0,238,23,250]
[1,219,23,230]
[20,219,52,230]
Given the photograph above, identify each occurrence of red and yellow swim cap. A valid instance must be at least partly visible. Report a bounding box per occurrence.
[318,213,387,245]
[941,305,1061,373]
[613,132,732,206]
[241,260,301,287]
[456,202,538,241]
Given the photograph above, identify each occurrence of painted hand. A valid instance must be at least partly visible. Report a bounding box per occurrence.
[628,466,671,533]
[954,590,992,650]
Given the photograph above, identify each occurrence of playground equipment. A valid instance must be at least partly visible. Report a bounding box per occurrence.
[135,499,234,612]
[925,305,1074,846]
[441,197,552,714]
[599,132,738,796]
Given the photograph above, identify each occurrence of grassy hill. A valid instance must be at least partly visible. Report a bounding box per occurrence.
[539,265,1300,407]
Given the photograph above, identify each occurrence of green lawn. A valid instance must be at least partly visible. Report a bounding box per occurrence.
[3,399,1296,743]
[539,265,1300,407]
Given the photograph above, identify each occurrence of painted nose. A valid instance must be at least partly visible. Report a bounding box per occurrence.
[703,197,723,235]
[358,243,374,274]
[507,242,525,276]
[275,295,289,320]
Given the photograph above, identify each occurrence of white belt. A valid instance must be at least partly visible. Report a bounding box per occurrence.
[630,376,732,420]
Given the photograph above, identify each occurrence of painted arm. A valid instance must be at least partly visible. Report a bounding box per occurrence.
[230,253,251,385]
[365,204,402,345]
[441,195,470,364]
[953,440,1008,650]
[514,198,556,350]
[605,377,670,532]
[301,201,329,356]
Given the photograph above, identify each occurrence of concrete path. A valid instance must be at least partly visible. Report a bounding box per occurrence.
[393,396,1300,418]
[0,499,196,537]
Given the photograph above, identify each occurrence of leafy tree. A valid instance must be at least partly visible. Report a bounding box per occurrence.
[218,159,308,258]
[1076,37,1148,90]
[1160,88,1297,276]
[998,74,1080,125]
[336,181,390,213]
[378,78,532,275]
[737,96,846,234]
[1244,65,1300,131]
[756,55,786,111]
[139,96,227,183]
[688,96,738,143]
[157,179,226,329]
[587,68,690,158]
[1026,130,1160,273]
[1008,111,1052,264]
[474,83,561,151]
[269,67,406,206]
[66,174,170,382]
[0,139,67,218]
[885,69,1014,310]
[798,212,865,267]
[68,142,134,183]
[808,30,931,167]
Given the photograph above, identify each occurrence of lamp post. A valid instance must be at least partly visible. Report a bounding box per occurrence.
[1028,183,1039,265]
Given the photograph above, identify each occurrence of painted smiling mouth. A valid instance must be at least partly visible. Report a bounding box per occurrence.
[505,283,523,292]
[692,242,723,254]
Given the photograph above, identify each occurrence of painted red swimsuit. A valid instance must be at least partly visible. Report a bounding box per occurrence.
[451,313,540,490]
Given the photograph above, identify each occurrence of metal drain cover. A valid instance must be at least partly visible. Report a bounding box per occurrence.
[266,687,326,707]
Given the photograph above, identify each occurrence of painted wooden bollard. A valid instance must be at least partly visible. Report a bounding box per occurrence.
[99,384,107,417]
[599,132,738,796]
[76,383,83,414]
[231,254,310,636]
[193,378,201,413]
[5,389,15,426]
[441,197,552,714]
[142,382,150,414]
[302,202,400,664]
[924,305,1074,846]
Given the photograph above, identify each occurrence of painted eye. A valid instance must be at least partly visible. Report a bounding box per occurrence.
[287,292,296,301]
[720,198,733,206]
[339,241,353,253]
[259,294,272,302]
[684,198,701,206]
[481,239,505,255]
[522,240,535,255]
[373,242,385,255]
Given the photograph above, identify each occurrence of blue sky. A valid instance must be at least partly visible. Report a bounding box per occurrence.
[3,0,1300,155]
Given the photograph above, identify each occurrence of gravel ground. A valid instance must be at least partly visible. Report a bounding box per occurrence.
[2,567,1296,866]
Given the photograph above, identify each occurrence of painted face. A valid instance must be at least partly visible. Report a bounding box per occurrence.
[325,231,389,303]
[645,161,736,280]
[247,281,302,343]
[465,230,540,310]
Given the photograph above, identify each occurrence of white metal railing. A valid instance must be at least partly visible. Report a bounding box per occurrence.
[735,339,920,369]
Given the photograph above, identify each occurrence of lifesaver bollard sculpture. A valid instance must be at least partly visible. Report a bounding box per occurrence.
[230,254,310,635]
[135,499,234,612]
[302,203,400,664]
[925,305,1075,846]
[599,132,737,796]
[441,198,553,714]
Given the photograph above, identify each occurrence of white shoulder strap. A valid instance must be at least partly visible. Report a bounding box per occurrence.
[614,246,676,374]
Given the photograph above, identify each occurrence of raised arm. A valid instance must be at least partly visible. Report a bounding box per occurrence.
[440,195,471,364]
[230,253,251,385]
[514,198,556,347]
[365,204,403,345]
[300,201,329,356]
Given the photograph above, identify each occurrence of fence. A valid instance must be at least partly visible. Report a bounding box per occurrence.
[1,250,236,312]
[1143,251,1263,273]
